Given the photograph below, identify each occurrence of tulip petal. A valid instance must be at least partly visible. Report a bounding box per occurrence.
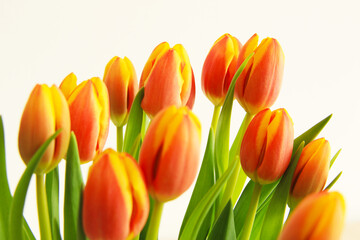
[60,73,77,99]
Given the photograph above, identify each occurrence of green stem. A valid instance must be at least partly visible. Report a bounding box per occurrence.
[117,126,123,152]
[36,174,52,240]
[146,200,164,240]
[239,182,262,240]
[210,105,221,132]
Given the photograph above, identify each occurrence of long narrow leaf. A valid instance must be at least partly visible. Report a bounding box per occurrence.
[64,132,85,240]
[325,171,342,190]
[330,149,341,168]
[46,166,61,240]
[9,130,61,240]
[208,200,236,240]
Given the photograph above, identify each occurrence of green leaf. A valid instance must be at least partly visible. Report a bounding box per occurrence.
[9,130,61,240]
[179,129,215,239]
[139,196,154,240]
[124,87,144,157]
[46,167,61,240]
[248,195,272,240]
[325,171,342,190]
[215,53,254,176]
[64,133,85,240]
[180,158,239,240]
[260,142,305,240]
[208,200,236,240]
[330,149,341,169]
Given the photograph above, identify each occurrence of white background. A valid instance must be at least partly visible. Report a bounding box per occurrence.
[1,0,360,239]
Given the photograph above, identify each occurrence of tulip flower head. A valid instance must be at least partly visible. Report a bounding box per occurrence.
[103,56,138,127]
[279,191,346,240]
[18,84,70,174]
[139,106,201,202]
[240,108,294,185]
[60,75,110,163]
[202,33,242,106]
[235,34,285,115]
[139,42,195,117]
[288,138,331,209]
[83,149,149,240]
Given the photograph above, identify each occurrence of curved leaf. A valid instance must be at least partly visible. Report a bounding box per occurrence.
[46,167,61,240]
[208,200,236,240]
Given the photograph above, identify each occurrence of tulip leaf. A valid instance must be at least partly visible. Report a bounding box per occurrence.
[9,130,61,240]
[139,196,154,240]
[208,200,236,240]
[180,158,239,240]
[46,166,61,240]
[64,132,85,240]
[325,171,342,190]
[179,129,215,239]
[259,142,305,240]
[124,87,144,158]
[215,53,254,176]
[330,149,341,169]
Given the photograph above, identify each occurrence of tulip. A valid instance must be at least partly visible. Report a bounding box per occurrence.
[60,75,110,163]
[139,106,201,202]
[139,42,195,117]
[234,34,285,115]
[18,84,70,174]
[82,149,149,240]
[201,33,242,106]
[240,108,294,185]
[288,138,331,209]
[103,56,138,127]
[279,191,346,240]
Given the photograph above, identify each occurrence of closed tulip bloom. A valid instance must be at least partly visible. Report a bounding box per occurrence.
[139,42,195,117]
[202,33,242,106]
[18,84,70,174]
[139,106,201,202]
[235,34,285,115]
[83,149,149,240]
[279,191,346,240]
[288,138,331,209]
[240,108,294,184]
[103,56,138,127]
[60,75,110,163]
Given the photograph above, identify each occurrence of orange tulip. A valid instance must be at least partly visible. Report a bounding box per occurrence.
[60,75,110,163]
[103,56,138,127]
[18,84,70,174]
[139,106,201,202]
[82,149,149,240]
[235,34,285,115]
[201,33,242,106]
[139,42,195,117]
[279,191,345,240]
[240,108,294,184]
[288,138,331,209]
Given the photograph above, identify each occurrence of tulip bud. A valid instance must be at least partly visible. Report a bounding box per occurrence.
[279,191,345,240]
[288,138,331,209]
[235,34,285,115]
[103,56,138,127]
[240,108,294,184]
[139,106,201,202]
[60,75,110,163]
[139,42,195,117]
[201,33,242,106]
[83,149,149,240]
[18,84,70,174]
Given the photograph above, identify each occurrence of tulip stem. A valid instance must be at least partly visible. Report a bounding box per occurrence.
[146,200,164,240]
[239,182,262,240]
[210,105,221,131]
[36,174,52,240]
[117,126,123,152]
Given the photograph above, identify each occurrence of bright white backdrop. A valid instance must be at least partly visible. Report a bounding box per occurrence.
[1,0,359,239]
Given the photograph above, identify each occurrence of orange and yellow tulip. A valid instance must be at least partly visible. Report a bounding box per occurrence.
[288,138,331,209]
[82,149,149,240]
[60,75,110,163]
[240,108,294,184]
[201,33,242,106]
[279,191,346,240]
[235,34,285,115]
[103,56,138,127]
[139,42,195,117]
[139,106,201,202]
[18,84,70,174]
